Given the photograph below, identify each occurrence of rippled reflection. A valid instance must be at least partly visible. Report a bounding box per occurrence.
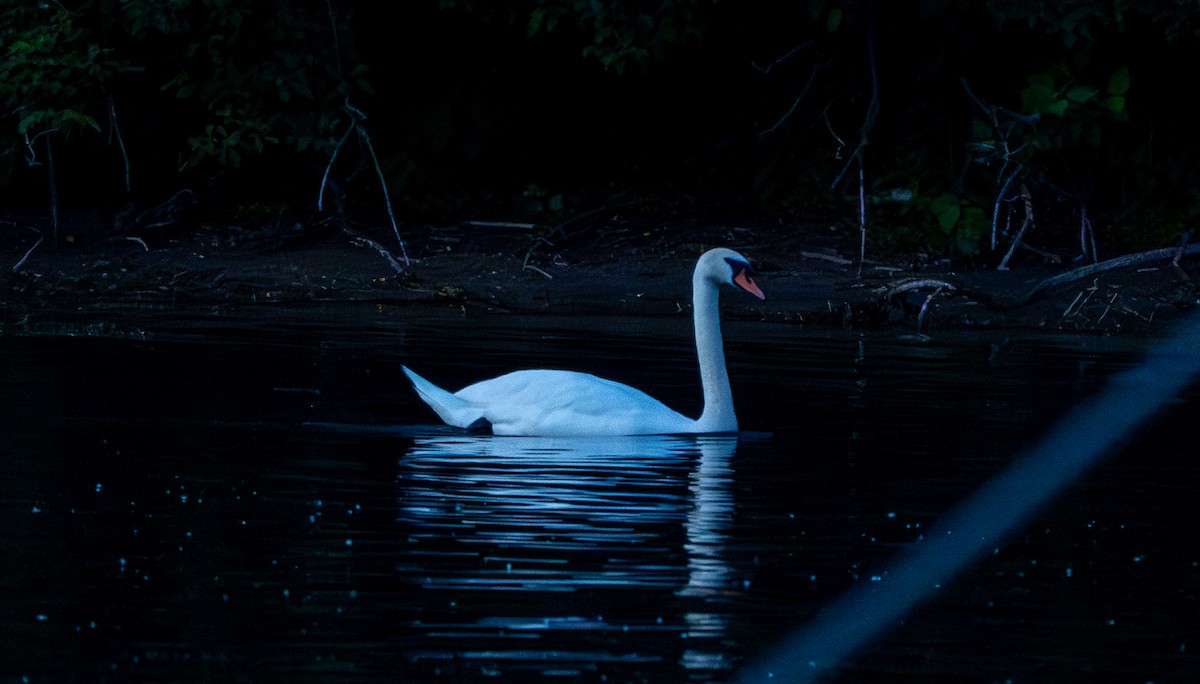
[396,431,736,673]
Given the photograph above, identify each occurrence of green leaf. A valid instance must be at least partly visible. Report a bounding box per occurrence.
[1102,95,1125,114]
[290,70,312,99]
[1108,66,1130,95]
[827,7,842,33]
[931,193,961,234]
[528,7,545,36]
[17,110,48,135]
[9,40,36,55]
[1021,73,1060,115]
[61,108,100,132]
[1066,85,1097,103]
[956,206,986,255]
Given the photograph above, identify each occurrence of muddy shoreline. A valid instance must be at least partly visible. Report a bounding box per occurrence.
[3,216,1197,335]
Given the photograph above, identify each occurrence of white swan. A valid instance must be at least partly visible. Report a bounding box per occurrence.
[402,247,764,436]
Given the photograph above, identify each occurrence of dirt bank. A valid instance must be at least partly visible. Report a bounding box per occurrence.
[3,213,1197,335]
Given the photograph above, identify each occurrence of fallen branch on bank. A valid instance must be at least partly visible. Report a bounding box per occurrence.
[874,242,1200,325]
[1023,243,1200,303]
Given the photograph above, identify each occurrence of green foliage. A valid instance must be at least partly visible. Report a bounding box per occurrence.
[453,0,714,74]
[522,183,565,217]
[0,2,131,180]
[988,0,1200,46]
[0,0,370,190]
[895,192,988,256]
[4,0,1200,260]
[138,0,369,171]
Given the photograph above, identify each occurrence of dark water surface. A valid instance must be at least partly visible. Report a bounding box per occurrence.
[2,305,1197,683]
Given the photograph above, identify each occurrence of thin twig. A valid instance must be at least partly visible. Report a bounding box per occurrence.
[347,233,405,275]
[1080,204,1098,264]
[1060,289,1087,322]
[801,250,853,265]
[831,0,880,191]
[522,262,553,280]
[878,278,958,297]
[1060,279,1099,323]
[318,122,354,212]
[108,98,131,193]
[759,68,817,138]
[22,128,57,166]
[1174,231,1191,269]
[123,236,149,251]
[318,99,410,268]
[325,0,343,79]
[355,122,409,267]
[751,41,813,74]
[1096,291,1121,326]
[991,166,1020,250]
[46,134,58,243]
[857,162,866,279]
[997,184,1034,271]
[824,110,847,155]
[12,235,43,272]
[522,237,555,279]
[917,286,947,333]
[466,221,539,230]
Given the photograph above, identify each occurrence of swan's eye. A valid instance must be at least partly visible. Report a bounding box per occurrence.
[724,257,754,276]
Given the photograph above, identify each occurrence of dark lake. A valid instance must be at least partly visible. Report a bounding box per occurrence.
[2,304,1198,682]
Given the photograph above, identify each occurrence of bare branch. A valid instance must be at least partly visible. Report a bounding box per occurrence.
[857,162,866,279]
[752,41,813,74]
[1080,204,1098,264]
[759,68,817,138]
[318,122,355,213]
[108,98,131,193]
[1025,243,1200,302]
[355,122,409,267]
[831,0,880,191]
[345,230,406,276]
[917,286,950,333]
[997,184,1035,270]
[1173,232,1191,270]
[991,166,1021,250]
[877,278,958,298]
[12,235,43,272]
[465,221,539,230]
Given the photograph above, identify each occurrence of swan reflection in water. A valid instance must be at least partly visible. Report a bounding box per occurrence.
[396,431,738,673]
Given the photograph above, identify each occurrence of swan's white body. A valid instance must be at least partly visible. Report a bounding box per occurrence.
[403,247,764,436]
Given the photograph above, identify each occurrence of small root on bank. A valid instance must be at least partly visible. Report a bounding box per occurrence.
[522,237,555,280]
[343,226,407,276]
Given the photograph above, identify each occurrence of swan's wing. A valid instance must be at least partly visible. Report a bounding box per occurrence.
[455,369,696,436]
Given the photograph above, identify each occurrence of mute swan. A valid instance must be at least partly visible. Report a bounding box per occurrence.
[402,247,764,436]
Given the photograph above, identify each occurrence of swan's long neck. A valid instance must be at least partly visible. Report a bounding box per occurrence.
[693,270,737,432]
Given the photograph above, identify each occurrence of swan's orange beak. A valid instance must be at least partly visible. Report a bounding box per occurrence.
[734,269,765,300]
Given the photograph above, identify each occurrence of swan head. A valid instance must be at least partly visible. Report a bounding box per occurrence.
[698,247,765,300]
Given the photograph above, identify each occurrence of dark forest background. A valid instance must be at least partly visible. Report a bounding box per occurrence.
[3,0,1199,263]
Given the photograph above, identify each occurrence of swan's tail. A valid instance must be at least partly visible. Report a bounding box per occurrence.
[402,366,481,429]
